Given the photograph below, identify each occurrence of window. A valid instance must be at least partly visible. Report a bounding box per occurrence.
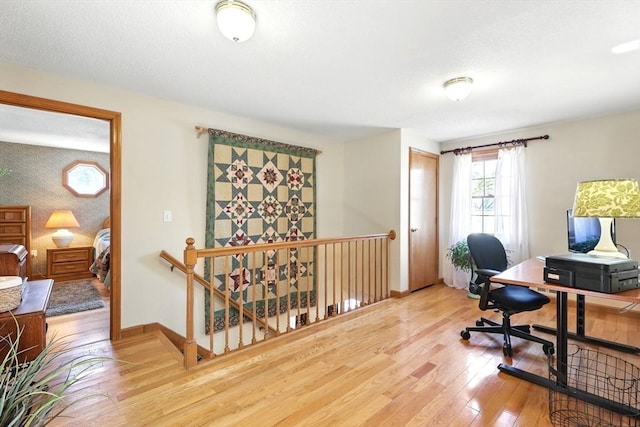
[471,151,498,233]
[63,160,109,198]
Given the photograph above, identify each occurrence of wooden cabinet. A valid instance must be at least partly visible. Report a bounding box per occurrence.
[46,246,94,281]
[0,279,53,363]
[0,205,31,278]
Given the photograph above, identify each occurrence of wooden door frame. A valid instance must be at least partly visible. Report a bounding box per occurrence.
[0,90,122,340]
[408,147,439,292]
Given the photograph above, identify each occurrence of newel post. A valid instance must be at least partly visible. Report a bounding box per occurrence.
[183,237,198,369]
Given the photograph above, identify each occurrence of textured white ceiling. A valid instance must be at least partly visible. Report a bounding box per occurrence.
[0,104,110,153]
[0,0,639,147]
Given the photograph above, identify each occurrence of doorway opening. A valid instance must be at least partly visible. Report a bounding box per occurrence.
[0,90,121,340]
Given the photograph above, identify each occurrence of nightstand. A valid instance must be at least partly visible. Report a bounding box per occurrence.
[46,246,94,281]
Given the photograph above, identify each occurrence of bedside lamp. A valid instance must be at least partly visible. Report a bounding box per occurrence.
[572,179,640,258]
[45,210,80,248]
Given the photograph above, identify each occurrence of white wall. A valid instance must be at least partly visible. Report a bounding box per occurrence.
[0,62,345,339]
[343,128,439,292]
[439,110,640,305]
[343,129,402,288]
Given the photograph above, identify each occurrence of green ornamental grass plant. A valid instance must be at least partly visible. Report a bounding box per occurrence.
[0,319,112,426]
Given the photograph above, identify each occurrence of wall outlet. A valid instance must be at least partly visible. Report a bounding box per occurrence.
[31,249,37,258]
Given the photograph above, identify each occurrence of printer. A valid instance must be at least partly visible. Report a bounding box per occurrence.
[544,253,639,293]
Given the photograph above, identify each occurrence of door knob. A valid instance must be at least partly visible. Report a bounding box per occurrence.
[410,228,418,232]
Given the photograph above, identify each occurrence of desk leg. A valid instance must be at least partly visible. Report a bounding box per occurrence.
[556,291,568,384]
[532,294,640,354]
[576,294,585,336]
[497,363,552,388]
[497,292,569,388]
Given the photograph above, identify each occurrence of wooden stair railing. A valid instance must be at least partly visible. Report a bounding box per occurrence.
[176,230,396,369]
[159,251,279,336]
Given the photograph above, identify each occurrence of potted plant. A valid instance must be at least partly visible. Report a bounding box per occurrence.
[1,320,111,426]
[445,239,480,298]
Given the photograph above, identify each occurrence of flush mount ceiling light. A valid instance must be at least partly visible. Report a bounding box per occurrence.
[215,0,256,42]
[443,77,474,101]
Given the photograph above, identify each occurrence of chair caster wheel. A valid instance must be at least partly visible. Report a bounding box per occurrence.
[460,330,470,340]
[503,344,512,357]
[543,344,555,356]
[475,320,484,327]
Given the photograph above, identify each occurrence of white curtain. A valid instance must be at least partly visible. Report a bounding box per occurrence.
[444,153,473,289]
[494,146,529,265]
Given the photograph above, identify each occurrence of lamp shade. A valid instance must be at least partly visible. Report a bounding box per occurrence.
[45,210,80,229]
[215,0,256,42]
[572,179,640,258]
[45,210,80,248]
[444,77,473,101]
[572,179,640,218]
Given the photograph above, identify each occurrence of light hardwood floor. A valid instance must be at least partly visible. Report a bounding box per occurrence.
[44,283,640,427]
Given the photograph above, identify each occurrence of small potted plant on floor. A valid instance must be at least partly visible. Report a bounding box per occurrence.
[446,239,480,298]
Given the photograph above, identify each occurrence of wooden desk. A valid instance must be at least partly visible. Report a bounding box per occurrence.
[0,279,53,363]
[493,258,640,303]
[495,258,640,348]
[492,258,640,416]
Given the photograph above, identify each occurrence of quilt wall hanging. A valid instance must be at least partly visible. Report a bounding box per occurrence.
[205,129,319,333]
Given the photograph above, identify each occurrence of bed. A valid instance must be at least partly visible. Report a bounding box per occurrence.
[90,217,111,287]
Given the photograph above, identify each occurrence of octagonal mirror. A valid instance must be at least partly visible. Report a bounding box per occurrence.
[63,160,109,197]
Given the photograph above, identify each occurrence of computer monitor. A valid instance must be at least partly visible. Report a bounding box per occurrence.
[566,209,616,254]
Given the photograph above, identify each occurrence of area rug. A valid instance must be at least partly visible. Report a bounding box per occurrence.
[46,279,105,317]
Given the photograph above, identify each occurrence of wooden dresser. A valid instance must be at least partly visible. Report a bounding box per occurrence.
[46,246,94,281]
[0,279,53,363]
[0,205,31,278]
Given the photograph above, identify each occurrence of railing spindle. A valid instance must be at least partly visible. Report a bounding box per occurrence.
[296,248,301,326]
[384,239,389,298]
[224,255,230,353]
[263,250,270,340]
[358,240,364,306]
[306,246,311,325]
[286,247,292,332]
[346,241,351,312]
[238,255,244,350]
[322,244,327,321]
[367,240,372,305]
[208,255,214,353]
[332,243,337,316]
[251,251,257,344]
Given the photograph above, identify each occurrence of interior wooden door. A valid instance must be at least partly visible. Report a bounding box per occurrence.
[409,148,439,292]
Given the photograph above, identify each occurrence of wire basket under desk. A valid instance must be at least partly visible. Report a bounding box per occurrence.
[549,345,640,426]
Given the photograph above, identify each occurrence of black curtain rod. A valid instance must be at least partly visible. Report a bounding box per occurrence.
[440,134,549,155]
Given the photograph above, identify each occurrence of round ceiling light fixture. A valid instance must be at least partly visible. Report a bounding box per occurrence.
[215,0,256,42]
[443,76,474,101]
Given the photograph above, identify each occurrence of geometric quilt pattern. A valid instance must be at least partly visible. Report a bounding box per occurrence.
[205,129,318,332]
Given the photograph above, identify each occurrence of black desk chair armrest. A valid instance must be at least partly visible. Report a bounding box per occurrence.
[476,268,502,278]
[478,277,494,310]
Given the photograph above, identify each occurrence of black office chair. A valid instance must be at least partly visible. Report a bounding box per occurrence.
[460,233,554,357]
